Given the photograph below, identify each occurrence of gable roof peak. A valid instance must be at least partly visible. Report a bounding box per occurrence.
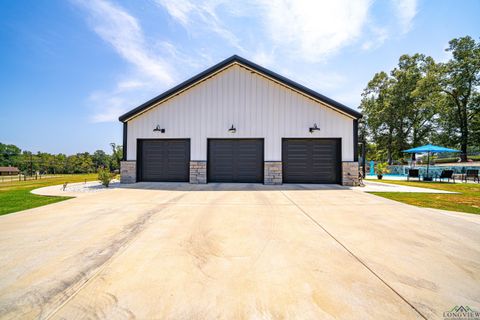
[119,55,361,122]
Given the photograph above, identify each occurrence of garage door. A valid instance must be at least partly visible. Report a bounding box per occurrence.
[208,139,264,183]
[282,138,341,184]
[137,139,190,182]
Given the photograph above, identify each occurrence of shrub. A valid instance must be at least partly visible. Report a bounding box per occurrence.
[98,168,115,187]
[375,162,390,175]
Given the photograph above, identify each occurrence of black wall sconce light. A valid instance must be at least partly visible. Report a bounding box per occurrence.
[309,123,320,133]
[153,125,165,133]
[228,124,237,133]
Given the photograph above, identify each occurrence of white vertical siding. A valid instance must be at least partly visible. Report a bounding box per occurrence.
[127,65,355,161]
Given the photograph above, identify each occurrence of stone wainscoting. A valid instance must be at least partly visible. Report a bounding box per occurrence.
[120,161,136,184]
[264,161,282,185]
[190,161,207,184]
[121,160,357,186]
[342,161,359,186]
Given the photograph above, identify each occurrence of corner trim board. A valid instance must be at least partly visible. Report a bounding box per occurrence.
[353,119,358,162]
[123,122,128,161]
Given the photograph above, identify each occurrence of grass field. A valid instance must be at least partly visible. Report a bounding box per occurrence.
[370,180,480,214]
[0,174,98,216]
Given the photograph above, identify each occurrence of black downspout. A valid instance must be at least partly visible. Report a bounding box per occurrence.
[122,122,128,161]
[353,119,358,162]
[362,140,366,178]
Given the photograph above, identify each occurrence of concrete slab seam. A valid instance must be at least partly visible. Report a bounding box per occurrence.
[44,194,186,320]
[279,190,428,320]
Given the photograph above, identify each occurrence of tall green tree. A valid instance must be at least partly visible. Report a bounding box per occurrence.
[109,143,123,171]
[394,54,439,148]
[55,154,68,174]
[360,71,396,163]
[360,54,438,163]
[0,143,21,166]
[92,150,110,169]
[436,36,480,161]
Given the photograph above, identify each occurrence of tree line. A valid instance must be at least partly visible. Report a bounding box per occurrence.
[0,142,123,175]
[360,35,480,164]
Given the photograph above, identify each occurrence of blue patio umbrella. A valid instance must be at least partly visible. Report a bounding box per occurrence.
[403,144,460,180]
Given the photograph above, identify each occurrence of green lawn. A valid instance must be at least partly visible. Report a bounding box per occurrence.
[369,179,480,214]
[0,174,98,216]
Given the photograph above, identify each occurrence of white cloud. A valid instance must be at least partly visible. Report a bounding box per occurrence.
[156,0,374,61]
[157,0,195,26]
[391,0,418,33]
[73,0,181,122]
[330,85,365,109]
[155,0,244,51]
[75,0,175,84]
[87,72,159,123]
[251,48,277,67]
[156,0,419,61]
[89,95,125,123]
[361,27,389,51]
[116,80,145,90]
[256,0,372,61]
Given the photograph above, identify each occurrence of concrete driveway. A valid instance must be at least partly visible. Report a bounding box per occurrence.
[0,183,479,319]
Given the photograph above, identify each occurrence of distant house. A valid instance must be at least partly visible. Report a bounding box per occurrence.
[0,166,20,176]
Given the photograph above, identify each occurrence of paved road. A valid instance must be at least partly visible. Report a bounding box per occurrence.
[0,183,479,319]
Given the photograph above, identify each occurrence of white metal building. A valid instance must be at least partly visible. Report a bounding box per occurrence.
[119,55,361,185]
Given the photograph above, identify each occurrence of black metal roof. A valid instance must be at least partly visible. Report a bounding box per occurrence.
[118,55,362,122]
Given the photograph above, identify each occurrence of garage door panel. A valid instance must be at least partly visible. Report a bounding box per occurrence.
[139,139,190,182]
[208,139,264,183]
[283,138,340,184]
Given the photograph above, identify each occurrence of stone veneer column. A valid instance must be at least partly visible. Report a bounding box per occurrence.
[190,161,207,184]
[342,161,359,186]
[120,161,136,184]
[264,161,282,185]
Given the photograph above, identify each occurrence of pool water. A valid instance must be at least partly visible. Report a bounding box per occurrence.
[366,174,406,180]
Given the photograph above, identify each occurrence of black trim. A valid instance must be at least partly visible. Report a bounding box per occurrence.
[136,139,142,181]
[353,119,358,162]
[118,55,362,122]
[122,122,127,161]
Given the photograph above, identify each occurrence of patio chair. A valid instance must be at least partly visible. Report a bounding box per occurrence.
[436,170,455,183]
[407,169,420,181]
[463,169,479,183]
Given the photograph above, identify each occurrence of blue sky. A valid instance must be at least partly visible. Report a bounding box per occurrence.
[0,0,478,154]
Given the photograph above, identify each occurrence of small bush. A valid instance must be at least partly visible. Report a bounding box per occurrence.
[376,162,390,175]
[98,168,115,187]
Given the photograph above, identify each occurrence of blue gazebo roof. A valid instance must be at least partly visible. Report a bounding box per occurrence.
[403,144,460,153]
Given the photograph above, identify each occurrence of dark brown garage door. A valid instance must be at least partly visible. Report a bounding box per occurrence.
[208,139,264,183]
[282,138,341,184]
[137,139,190,182]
